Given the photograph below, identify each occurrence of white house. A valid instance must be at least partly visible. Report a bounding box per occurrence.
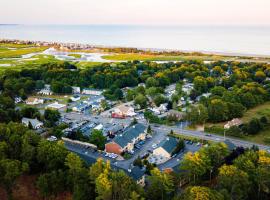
[113,105,136,117]
[82,88,103,96]
[26,97,44,105]
[46,102,66,110]
[22,117,43,129]
[38,84,53,95]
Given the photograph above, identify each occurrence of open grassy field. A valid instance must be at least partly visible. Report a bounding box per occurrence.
[68,53,82,58]
[0,46,48,59]
[76,61,103,69]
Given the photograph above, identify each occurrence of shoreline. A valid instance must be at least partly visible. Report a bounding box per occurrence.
[1,38,270,59]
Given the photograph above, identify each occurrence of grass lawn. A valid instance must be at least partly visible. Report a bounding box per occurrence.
[68,53,82,58]
[0,46,48,59]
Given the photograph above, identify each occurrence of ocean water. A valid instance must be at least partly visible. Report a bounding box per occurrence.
[0,25,270,56]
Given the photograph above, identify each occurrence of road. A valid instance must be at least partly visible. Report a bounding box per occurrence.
[154,124,270,150]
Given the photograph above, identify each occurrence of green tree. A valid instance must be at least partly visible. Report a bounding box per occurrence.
[0,159,28,200]
[218,165,250,200]
[147,168,174,200]
[182,186,224,200]
[134,94,148,109]
[146,77,159,88]
[208,99,229,122]
[89,129,106,150]
[186,104,208,125]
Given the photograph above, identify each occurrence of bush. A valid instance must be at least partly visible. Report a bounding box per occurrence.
[226,126,244,138]
[205,125,224,134]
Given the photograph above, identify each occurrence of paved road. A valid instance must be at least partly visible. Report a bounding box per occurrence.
[154,125,270,150]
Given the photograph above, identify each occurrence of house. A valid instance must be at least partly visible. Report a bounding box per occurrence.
[166,110,185,120]
[94,124,103,131]
[72,86,81,94]
[72,103,89,112]
[26,97,44,105]
[46,102,66,110]
[105,123,146,154]
[38,84,53,95]
[113,105,136,117]
[70,95,80,102]
[82,88,103,96]
[128,167,146,187]
[224,118,243,129]
[22,117,43,129]
[153,137,179,160]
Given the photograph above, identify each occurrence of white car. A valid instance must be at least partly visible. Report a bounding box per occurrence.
[152,144,157,149]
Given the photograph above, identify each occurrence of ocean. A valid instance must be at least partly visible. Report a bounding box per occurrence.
[0,24,270,56]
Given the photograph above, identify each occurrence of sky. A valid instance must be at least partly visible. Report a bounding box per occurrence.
[1,0,270,25]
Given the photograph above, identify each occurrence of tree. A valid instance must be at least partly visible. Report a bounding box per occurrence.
[89,158,111,182]
[208,99,229,122]
[218,165,250,200]
[227,102,245,119]
[146,77,159,88]
[147,125,152,134]
[44,109,61,127]
[134,94,148,109]
[36,170,67,199]
[247,118,262,135]
[180,152,210,183]
[182,186,224,200]
[153,94,167,107]
[186,104,208,125]
[210,86,226,97]
[89,129,106,150]
[37,140,68,171]
[255,71,266,83]
[193,76,208,94]
[147,168,174,200]
[0,159,28,200]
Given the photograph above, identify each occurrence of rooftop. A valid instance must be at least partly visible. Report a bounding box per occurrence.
[113,123,146,148]
[158,136,178,155]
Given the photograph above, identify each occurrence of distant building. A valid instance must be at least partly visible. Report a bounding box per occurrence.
[72,86,81,94]
[22,117,43,129]
[46,102,66,110]
[72,103,89,112]
[105,123,146,154]
[166,110,185,120]
[153,137,179,160]
[113,105,136,117]
[82,88,103,96]
[38,84,53,95]
[26,97,44,105]
[224,118,243,129]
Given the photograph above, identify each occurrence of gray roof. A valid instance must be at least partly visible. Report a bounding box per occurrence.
[129,166,145,180]
[22,117,43,127]
[114,123,146,148]
[159,137,178,155]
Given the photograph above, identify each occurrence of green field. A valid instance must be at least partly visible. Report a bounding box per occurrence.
[68,53,82,58]
[0,45,48,59]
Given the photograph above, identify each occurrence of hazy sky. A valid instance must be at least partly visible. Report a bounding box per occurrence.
[1,0,270,25]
